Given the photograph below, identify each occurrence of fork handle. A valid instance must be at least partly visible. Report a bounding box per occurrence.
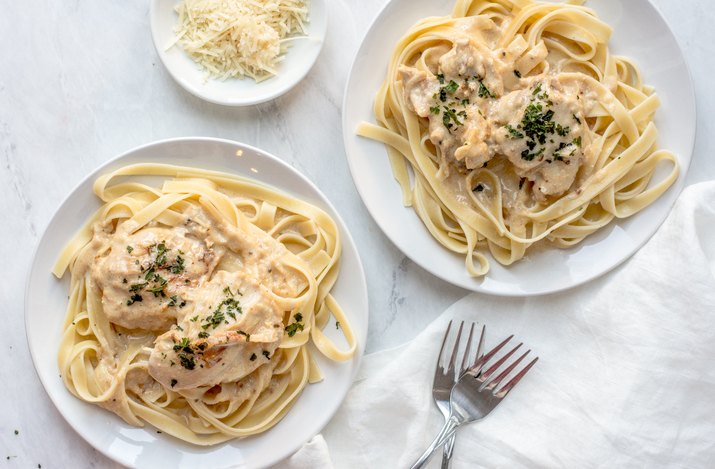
[440,433,456,469]
[410,416,460,469]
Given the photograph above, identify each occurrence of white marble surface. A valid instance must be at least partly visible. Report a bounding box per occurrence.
[0,0,713,467]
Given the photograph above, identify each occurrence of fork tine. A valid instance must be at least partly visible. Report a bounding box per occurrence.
[459,323,476,375]
[435,320,453,373]
[495,356,539,398]
[446,321,465,377]
[481,343,523,381]
[483,349,529,392]
[470,335,513,375]
[474,325,485,364]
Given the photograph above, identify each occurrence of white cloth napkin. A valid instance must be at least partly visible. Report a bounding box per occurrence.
[282,181,715,468]
[274,435,334,468]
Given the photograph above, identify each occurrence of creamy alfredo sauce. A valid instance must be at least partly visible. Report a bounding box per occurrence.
[400,17,601,220]
[75,204,308,420]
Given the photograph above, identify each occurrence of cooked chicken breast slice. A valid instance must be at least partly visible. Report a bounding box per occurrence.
[148,270,286,391]
[91,225,219,331]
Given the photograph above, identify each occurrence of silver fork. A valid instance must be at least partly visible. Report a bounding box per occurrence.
[432,321,485,469]
[412,335,538,469]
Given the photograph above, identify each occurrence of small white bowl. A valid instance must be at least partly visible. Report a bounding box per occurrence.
[150,0,327,106]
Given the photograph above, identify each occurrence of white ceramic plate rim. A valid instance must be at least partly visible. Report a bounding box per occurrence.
[25,137,368,468]
[149,0,327,106]
[342,0,696,297]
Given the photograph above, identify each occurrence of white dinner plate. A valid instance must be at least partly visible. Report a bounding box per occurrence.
[25,138,368,468]
[343,0,695,296]
[150,0,327,106]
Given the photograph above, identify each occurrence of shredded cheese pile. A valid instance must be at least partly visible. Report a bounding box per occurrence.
[174,0,309,82]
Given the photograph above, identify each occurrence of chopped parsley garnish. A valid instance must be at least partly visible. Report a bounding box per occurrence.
[553,142,571,159]
[146,275,168,296]
[170,379,177,388]
[552,137,581,162]
[202,309,225,330]
[285,313,305,337]
[153,242,168,266]
[442,107,466,129]
[521,147,545,162]
[201,287,242,329]
[430,74,490,130]
[505,124,524,139]
[126,293,143,306]
[237,330,250,341]
[436,76,460,103]
[250,353,257,361]
[129,282,147,292]
[285,322,304,337]
[555,123,570,137]
[573,113,581,124]
[178,353,195,370]
[522,101,553,144]
[189,314,198,322]
[262,351,271,360]
[514,70,522,78]
[515,82,578,163]
[126,241,187,305]
[224,299,241,319]
[336,321,341,330]
[173,337,192,354]
[444,80,459,94]
[168,255,184,274]
[473,184,485,192]
[198,331,209,339]
[478,81,495,99]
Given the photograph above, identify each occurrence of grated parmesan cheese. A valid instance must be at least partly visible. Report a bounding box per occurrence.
[173,0,309,82]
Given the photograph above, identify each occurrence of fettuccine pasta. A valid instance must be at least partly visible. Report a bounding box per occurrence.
[53,163,355,445]
[358,0,679,276]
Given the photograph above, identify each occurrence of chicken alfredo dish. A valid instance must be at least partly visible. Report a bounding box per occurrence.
[53,164,355,445]
[359,0,679,276]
